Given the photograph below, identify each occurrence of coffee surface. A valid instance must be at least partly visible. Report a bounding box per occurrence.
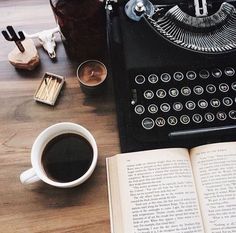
[42,133,93,183]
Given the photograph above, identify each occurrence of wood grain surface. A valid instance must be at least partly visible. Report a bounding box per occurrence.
[0,1,120,232]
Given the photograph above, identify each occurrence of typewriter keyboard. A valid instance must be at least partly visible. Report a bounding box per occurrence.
[130,66,236,141]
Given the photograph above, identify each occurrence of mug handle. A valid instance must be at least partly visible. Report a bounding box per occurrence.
[20,168,40,185]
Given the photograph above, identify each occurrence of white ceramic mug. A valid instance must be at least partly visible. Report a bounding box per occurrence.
[20,122,98,188]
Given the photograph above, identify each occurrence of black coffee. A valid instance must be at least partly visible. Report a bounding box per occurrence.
[42,133,93,183]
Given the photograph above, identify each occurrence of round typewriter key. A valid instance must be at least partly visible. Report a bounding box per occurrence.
[204,113,215,122]
[198,99,208,109]
[199,69,210,79]
[219,83,229,92]
[210,99,221,108]
[135,75,145,84]
[192,114,203,123]
[173,72,184,81]
[148,74,158,83]
[185,101,196,110]
[193,85,204,95]
[216,112,227,121]
[144,90,154,99]
[135,105,145,114]
[212,68,222,78]
[155,117,165,127]
[173,102,183,112]
[169,88,179,97]
[224,67,235,77]
[186,71,197,80]
[231,82,236,91]
[148,104,158,114]
[181,87,191,96]
[156,89,166,98]
[160,73,171,82]
[167,116,178,126]
[160,103,170,112]
[229,110,236,120]
[223,97,233,106]
[206,84,216,94]
[142,118,154,130]
[180,115,190,125]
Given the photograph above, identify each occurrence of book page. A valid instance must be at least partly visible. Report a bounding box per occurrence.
[107,148,204,233]
[190,142,236,233]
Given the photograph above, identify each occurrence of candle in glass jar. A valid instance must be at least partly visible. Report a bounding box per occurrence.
[77,60,107,94]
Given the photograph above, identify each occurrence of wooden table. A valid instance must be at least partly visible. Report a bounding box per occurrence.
[0,1,120,232]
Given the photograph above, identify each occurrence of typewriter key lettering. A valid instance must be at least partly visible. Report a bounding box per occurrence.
[199,69,210,79]
[186,71,197,80]
[185,101,196,110]
[193,86,204,95]
[219,83,229,92]
[160,73,171,82]
[224,67,235,76]
[148,74,158,83]
[160,103,170,112]
[169,88,179,97]
[142,118,154,130]
[181,87,191,96]
[173,102,183,111]
[135,75,145,84]
[156,89,166,98]
[212,68,222,78]
[210,99,221,108]
[223,97,233,107]
[155,117,165,127]
[173,72,184,81]
[206,84,216,94]
[167,116,178,126]
[217,112,227,121]
[198,99,208,109]
[135,105,145,114]
[231,82,236,91]
[192,114,203,123]
[204,113,215,122]
[144,90,154,99]
[180,115,190,125]
[148,104,158,114]
[229,110,236,120]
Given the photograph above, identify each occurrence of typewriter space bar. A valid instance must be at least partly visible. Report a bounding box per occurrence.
[169,125,236,139]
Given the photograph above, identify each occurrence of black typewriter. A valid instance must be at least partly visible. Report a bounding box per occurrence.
[106,0,236,152]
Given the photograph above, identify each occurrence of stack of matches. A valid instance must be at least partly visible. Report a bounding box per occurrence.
[35,74,63,105]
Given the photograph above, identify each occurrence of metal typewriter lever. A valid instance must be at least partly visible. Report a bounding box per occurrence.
[194,0,208,16]
[125,0,155,21]
[169,125,236,139]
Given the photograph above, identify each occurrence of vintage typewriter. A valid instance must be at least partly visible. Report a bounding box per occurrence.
[106,0,236,152]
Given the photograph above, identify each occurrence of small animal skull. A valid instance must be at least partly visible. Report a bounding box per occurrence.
[24,26,60,59]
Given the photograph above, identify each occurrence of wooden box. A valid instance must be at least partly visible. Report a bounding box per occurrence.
[34,72,65,106]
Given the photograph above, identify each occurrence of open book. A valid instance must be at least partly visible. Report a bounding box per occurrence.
[106,142,236,233]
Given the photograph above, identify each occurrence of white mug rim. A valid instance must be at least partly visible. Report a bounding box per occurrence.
[31,122,98,188]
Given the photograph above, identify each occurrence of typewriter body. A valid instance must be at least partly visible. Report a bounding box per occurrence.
[106,0,236,152]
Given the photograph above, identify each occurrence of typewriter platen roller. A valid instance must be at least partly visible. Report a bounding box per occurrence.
[107,0,236,152]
